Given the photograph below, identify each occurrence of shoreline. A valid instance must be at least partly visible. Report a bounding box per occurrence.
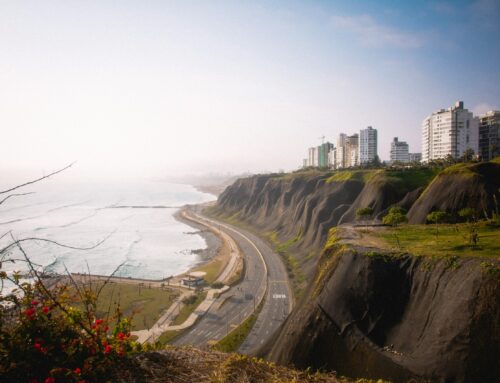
[64,203,225,284]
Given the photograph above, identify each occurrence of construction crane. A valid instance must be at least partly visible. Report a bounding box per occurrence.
[318,135,325,144]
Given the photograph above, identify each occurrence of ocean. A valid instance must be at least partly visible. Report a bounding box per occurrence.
[0,177,215,286]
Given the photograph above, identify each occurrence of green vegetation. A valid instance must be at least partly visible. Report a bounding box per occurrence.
[157,330,182,345]
[266,230,305,297]
[172,291,207,325]
[326,169,379,183]
[426,210,449,239]
[378,167,440,191]
[379,222,500,258]
[77,282,179,331]
[211,301,264,353]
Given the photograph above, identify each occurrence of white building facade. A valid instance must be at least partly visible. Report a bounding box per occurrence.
[307,147,318,167]
[390,137,410,163]
[359,126,378,164]
[422,101,479,162]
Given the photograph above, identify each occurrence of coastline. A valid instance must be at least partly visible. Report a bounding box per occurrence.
[173,206,222,272]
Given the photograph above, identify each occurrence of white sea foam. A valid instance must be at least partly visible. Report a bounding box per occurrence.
[0,178,215,285]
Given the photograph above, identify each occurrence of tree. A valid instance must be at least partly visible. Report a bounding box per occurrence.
[461,148,475,163]
[356,207,374,228]
[382,207,408,249]
[426,210,448,239]
[458,207,479,246]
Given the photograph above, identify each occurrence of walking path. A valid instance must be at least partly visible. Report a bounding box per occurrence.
[131,207,240,344]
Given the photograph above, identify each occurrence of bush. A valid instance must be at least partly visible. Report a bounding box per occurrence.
[0,269,139,382]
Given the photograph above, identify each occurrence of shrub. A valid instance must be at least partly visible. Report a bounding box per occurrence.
[0,274,138,382]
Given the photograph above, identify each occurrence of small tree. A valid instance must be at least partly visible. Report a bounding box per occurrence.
[458,207,479,246]
[461,148,475,162]
[382,207,408,249]
[426,210,448,239]
[356,207,374,228]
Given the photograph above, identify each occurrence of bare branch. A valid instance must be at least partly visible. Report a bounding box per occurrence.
[0,192,35,207]
[0,230,115,257]
[12,234,95,338]
[0,162,75,195]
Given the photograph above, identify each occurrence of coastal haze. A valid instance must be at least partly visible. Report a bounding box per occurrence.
[1,1,499,179]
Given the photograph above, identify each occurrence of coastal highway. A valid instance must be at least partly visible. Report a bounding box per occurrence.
[173,206,292,354]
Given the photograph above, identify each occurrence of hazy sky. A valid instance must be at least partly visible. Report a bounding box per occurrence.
[1,0,499,179]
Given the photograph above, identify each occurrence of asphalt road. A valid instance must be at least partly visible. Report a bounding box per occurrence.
[173,207,292,355]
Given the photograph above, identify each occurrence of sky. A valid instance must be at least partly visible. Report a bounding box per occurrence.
[1,0,499,180]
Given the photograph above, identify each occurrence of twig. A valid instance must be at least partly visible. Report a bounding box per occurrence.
[0,192,35,206]
[0,230,115,257]
[0,162,75,195]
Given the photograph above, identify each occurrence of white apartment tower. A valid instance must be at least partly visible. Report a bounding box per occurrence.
[359,126,378,164]
[390,137,410,163]
[335,133,347,169]
[422,101,479,162]
[308,147,318,167]
[346,134,359,167]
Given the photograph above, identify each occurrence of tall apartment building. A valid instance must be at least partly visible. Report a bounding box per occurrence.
[409,153,422,163]
[422,101,479,162]
[346,134,359,167]
[335,133,347,169]
[359,126,378,164]
[307,147,318,167]
[390,137,410,163]
[479,110,500,161]
[318,142,334,168]
[328,147,337,168]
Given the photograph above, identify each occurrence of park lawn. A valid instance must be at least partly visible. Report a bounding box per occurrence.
[192,258,224,284]
[172,291,207,326]
[70,282,179,331]
[379,222,500,259]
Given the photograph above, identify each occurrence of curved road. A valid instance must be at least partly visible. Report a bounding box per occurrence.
[173,206,292,355]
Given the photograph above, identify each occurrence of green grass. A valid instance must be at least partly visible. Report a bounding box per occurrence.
[266,230,304,296]
[326,169,380,183]
[72,282,179,331]
[172,291,207,325]
[157,330,182,345]
[379,222,500,259]
[379,168,440,191]
[211,301,264,353]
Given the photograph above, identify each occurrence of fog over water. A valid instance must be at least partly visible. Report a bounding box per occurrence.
[0,177,215,286]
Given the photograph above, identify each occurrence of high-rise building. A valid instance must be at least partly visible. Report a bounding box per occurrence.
[479,110,500,161]
[307,147,318,167]
[346,134,359,167]
[335,133,347,169]
[390,137,410,163]
[359,126,378,164]
[328,147,336,168]
[318,142,334,168]
[409,153,422,163]
[422,101,479,162]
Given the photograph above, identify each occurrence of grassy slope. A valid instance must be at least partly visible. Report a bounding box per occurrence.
[378,222,500,259]
[172,291,207,326]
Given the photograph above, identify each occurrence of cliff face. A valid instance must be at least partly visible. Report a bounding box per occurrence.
[266,240,500,383]
[212,162,500,382]
[213,164,500,281]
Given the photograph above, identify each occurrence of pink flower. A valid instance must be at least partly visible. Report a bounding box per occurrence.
[42,306,50,314]
[31,300,39,306]
[95,319,104,325]
[104,345,112,354]
[74,367,81,374]
[44,378,55,383]
[34,343,41,350]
